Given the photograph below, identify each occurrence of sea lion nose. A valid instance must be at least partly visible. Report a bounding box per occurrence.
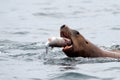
[61,25,66,29]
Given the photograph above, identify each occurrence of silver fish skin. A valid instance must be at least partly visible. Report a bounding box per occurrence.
[46,37,71,47]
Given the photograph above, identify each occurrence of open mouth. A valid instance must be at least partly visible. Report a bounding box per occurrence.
[60,31,73,51]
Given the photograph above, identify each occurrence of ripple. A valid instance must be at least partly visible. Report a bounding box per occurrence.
[110,45,120,50]
[12,31,29,35]
[44,57,120,66]
[103,67,120,71]
[38,28,54,31]
[33,12,65,18]
[50,72,99,80]
[111,27,120,30]
[102,78,114,80]
[30,78,42,80]
[17,42,43,50]
[0,40,46,61]
[60,66,78,71]
[9,53,39,58]
[0,40,44,51]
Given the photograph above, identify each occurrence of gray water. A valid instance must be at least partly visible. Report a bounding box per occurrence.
[0,0,120,80]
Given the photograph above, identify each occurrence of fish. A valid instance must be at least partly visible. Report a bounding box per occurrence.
[45,37,71,54]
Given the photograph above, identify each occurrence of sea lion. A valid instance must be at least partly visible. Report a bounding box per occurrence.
[60,25,120,58]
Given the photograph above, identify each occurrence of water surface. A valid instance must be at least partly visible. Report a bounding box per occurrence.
[0,0,120,80]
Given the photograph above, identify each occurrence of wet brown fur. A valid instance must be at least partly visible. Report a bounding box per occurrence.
[60,25,120,58]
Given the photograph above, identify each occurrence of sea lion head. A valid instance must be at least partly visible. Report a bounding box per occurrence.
[60,25,89,57]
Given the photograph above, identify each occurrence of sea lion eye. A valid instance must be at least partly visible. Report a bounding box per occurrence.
[73,30,80,35]
[76,31,80,35]
[74,31,80,35]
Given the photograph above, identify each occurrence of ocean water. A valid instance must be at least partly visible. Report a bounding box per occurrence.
[0,0,120,80]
